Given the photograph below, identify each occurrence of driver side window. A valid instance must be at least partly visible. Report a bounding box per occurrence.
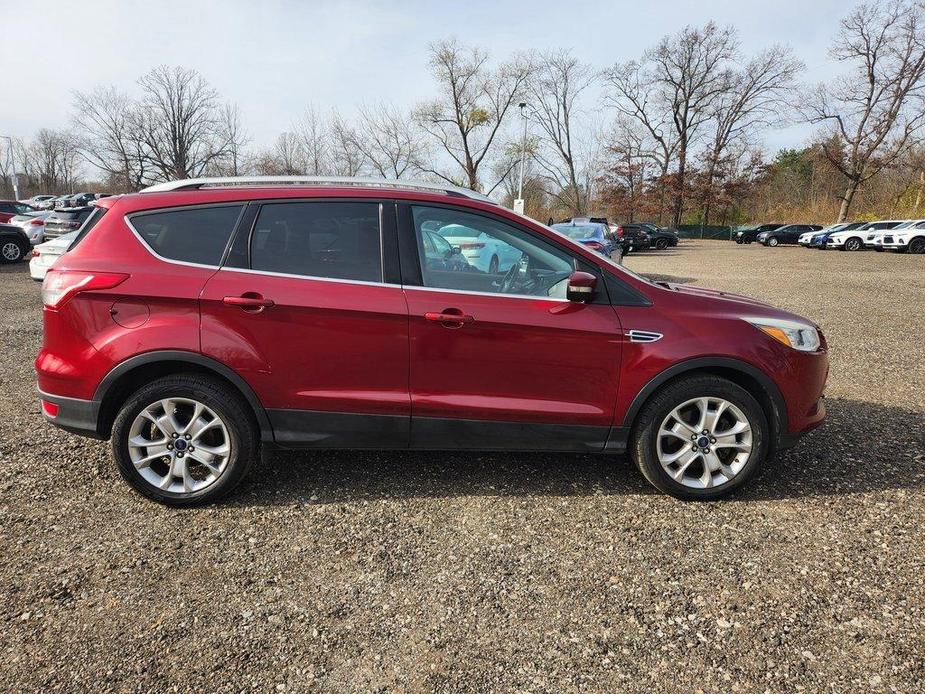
[411,206,576,298]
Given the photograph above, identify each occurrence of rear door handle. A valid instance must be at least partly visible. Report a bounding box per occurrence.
[223,293,275,312]
[424,309,474,328]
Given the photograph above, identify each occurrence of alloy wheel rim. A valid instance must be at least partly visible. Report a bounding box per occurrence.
[657,397,753,489]
[127,397,231,494]
[2,242,20,260]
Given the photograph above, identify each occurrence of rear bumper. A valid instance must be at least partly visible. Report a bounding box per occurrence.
[37,389,104,439]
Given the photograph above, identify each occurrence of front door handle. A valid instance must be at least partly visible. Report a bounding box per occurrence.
[424,308,474,328]
[223,293,275,312]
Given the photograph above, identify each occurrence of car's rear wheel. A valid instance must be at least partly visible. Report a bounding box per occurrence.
[111,374,257,506]
[655,238,669,250]
[631,376,768,500]
[735,238,743,244]
[1,238,27,264]
[844,237,862,251]
[909,238,925,254]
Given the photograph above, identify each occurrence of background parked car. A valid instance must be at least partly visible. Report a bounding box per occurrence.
[550,221,620,257]
[0,223,31,263]
[826,220,902,251]
[434,222,520,274]
[29,230,78,280]
[0,200,37,223]
[8,210,52,245]
[865,219,925,250]
[43,207,95,240]
[614,224,651,252]
[734,223,784,244]
[639,224,680,250]
[882,220,925,254]
[757,224,822,246]
[799,222,864,247]
[21,194,56,208]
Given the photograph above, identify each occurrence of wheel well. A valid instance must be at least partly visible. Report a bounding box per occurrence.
[628,366,783,448]
[96,360,266,440]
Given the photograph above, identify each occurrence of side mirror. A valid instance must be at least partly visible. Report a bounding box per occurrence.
[566,271,597,302]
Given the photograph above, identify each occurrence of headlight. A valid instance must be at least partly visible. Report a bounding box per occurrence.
[745,317,821,352]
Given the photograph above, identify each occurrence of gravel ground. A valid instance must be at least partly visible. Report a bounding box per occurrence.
[1,241,923,692]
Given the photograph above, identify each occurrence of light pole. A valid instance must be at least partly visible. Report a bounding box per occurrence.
[515,102,529,215]
[1,135,20,201]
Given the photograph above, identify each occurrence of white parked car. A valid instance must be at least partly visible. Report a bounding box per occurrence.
[882,220,925,254]
[434,223,522,274]
[826,220,903,251]
[29,230,78,281]
[9,211,53,245]
[865,219,925,250]
[798,222,860,247]
[21,194,56,208]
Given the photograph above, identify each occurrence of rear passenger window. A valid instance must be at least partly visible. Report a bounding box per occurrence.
[250,202,382,282]
[131,205,243,265]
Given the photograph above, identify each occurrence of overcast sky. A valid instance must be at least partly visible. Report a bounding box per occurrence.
[1,0,849,154]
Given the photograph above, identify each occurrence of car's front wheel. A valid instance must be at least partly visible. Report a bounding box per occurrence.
[844,237,862,251]
[631,376,768,500]
[111,374,258,506]
[766,237,779,247]
[1,238,28,264]
[655,238,669,250]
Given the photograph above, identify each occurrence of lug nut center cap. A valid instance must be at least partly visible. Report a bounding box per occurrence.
[697,436,710,448]
[174,438,188,451]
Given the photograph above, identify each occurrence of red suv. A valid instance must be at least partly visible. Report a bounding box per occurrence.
[35,177,828,505]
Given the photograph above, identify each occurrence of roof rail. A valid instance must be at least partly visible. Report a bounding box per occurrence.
[139,176,497,204]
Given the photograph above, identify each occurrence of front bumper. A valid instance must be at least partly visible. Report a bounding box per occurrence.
[37,389,104,439]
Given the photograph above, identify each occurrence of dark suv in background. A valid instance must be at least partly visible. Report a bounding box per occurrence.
[734,224,784,244]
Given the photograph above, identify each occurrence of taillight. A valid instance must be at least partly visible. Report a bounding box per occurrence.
[29,218,44,226]
[616,226,624,238]
[42,270,128,309]
[584,241,604,251]
[459,243,486,250]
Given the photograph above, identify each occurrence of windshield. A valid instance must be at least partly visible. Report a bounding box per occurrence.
[551,223,600,239]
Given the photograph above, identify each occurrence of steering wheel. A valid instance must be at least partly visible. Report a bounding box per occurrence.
[500,261,521,294]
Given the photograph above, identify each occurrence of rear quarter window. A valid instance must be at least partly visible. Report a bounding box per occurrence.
[129,205,244,266]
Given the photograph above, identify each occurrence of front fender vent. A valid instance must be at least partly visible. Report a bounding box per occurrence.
[627,330,663,343]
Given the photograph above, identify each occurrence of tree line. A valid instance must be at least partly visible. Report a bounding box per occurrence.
[1,1,923,226]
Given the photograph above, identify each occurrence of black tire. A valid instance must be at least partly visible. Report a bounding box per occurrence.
[111,374,258,506]
[909,237,925,254]
[767,237,779,247]
[735,238,743,244]
[655,238,669,250]
[631,375,769,501]
[0,237,28,264]
[488,255,499,274]
[844,237,862,251]
[874,247,884,252]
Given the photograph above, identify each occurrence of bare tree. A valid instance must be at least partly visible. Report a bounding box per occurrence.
[216,103,250,176]
[603,117,655,222]
[806,1,925,221]
[415,39,531,191]
[605,61,680,223]
[649,23,738,225]
[254,132,304,175]
[527,50,597,215]
[354,103,423,179]
[22,129,82,192]
[700,47,802,223]
[329,111,366,177]
[72,86,147,192]
[295,105,329,175]
[136,65,229,181]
